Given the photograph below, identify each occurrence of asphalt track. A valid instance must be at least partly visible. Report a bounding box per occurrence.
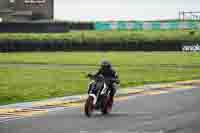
[0,87,200,133]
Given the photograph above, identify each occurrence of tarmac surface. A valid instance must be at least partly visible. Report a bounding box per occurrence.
[0,84,200,133]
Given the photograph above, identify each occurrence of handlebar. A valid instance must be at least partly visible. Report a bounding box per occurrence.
[87,74,120,84]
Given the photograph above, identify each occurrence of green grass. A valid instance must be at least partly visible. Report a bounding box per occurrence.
[1,52,200,105]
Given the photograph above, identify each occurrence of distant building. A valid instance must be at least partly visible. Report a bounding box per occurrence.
[0,0,13,21]
[0,0,54,22]
[0,0,9,9]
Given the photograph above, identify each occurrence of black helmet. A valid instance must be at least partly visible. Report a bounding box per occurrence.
[101,60,111,69]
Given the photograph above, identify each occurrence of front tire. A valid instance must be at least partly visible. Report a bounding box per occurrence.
[101,96,112,115]
[84,96,94,117]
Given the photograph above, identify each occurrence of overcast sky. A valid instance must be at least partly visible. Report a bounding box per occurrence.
[54,0,200,21]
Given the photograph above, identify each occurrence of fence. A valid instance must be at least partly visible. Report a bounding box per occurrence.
[69,22,94,30]
[0,22,69,33]
[95,21,200,30]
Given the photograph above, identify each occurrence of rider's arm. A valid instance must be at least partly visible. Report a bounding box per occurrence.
[114,71,118,79]
[94,69,102,76]
[87,69,101,77]
[113,71,120,84]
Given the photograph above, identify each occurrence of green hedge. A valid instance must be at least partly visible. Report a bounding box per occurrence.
[0,30,199,51]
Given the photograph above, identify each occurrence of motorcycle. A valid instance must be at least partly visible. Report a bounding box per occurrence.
[84,74,116,117]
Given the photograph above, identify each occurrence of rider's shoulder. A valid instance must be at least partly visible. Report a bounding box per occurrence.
[110,68,117,73]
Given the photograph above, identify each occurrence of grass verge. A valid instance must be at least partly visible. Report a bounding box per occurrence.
[1,52,200,105]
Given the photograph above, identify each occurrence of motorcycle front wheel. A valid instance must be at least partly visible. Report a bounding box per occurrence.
[101,96,113,115]
[84,96,94,117]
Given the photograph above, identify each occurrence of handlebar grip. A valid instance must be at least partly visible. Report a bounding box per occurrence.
[87,73,93,77]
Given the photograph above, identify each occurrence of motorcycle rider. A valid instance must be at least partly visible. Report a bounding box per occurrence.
[94,60,120,104]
